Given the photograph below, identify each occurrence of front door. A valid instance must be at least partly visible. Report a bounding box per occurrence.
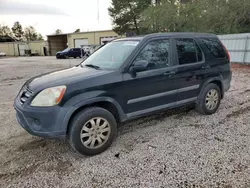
[122,38,181,117]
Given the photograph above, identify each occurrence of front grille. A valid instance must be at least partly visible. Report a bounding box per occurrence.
[19,87,33,104]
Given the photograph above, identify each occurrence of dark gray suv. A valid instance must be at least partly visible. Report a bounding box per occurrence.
[14,33,232,155]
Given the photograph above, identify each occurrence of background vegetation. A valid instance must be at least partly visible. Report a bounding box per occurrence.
[109,0,250,35]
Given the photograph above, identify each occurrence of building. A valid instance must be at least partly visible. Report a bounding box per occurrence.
[47,30,119,56]
[0,40,47,56]
[0,30,119,56]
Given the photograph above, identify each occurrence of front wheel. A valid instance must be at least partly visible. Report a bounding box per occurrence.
[195,83,221,115]
[68,107,117,156]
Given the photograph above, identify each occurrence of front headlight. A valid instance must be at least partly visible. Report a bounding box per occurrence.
[31,86,66,107]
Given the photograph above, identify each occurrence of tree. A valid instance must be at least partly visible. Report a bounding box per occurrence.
[140,0,178,33]
[55,29,63,34]
[140,0,250,34]
[24,26,43,41]
[74,28,80,33]
[0,25,13,37]
[37,33,43,40]
[108,0,151,35]
[0,25,15,42]
[11,21,24,41]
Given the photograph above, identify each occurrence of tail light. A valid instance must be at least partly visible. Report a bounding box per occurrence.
[224,46,230,62]
[220,40,230,62]
[219,40,231,70]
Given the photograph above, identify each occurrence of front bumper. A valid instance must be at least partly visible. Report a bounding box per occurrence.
[56,53,65,58]
[14,97,67,138]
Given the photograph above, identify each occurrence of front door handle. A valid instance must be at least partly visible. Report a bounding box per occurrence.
[164,71,176,76]
[202,64,210,69]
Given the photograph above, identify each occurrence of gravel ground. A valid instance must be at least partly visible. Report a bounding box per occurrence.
[1,57,250,188]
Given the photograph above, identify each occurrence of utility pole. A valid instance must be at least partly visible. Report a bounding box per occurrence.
[97,0,99,24]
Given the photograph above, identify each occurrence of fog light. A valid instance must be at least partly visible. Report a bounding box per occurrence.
[34,119,40,126]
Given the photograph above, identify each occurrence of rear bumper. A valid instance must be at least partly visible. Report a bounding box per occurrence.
[223,71,232,92]
[14,98,67,138]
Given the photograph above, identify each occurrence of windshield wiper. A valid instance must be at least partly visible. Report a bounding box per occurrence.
[84,64,100,70]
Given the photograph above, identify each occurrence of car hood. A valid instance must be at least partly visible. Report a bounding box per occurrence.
[26,66,111,91]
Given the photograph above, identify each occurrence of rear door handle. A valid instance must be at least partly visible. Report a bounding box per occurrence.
[164,71,176,76]
[202,65,210,69]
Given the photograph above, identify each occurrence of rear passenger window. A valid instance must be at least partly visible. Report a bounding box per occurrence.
[176,39,203,65]
[202,38,226,58]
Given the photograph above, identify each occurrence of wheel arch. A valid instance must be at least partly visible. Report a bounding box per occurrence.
[63,97,126,134]
[199,77,224,99]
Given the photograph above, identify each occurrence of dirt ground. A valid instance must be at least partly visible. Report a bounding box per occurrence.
[1,57,250,188]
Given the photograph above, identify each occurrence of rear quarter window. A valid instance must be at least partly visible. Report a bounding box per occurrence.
[202,38,226,58]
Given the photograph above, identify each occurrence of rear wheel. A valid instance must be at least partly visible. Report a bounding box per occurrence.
[68,107,117,156]
[195,83,221,115]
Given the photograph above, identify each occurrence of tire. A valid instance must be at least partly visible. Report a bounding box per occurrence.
[74,57,76,59]
[68,107,117,156]
[195,83,221,115]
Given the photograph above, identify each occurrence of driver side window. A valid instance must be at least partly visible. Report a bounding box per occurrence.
[134,39,170,71]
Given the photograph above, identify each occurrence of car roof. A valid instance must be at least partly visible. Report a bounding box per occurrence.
[114,32,217,42]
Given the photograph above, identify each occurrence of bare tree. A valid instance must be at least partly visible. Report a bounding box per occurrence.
[55,29,63,34]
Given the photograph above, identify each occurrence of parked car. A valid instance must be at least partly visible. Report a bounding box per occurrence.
[0,52,6,57]
[56,48,84,59]
[14,33,231,156]
[81,45,102,57]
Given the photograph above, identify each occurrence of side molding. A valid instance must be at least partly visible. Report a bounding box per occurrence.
[127,85,199,104]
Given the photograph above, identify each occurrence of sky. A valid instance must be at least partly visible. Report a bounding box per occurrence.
[0,0,112,37]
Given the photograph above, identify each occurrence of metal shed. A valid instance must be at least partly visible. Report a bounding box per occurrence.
[218,33,250,64]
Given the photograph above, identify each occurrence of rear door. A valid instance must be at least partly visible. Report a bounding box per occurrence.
[171,38,207,102]
[201,37,230,83]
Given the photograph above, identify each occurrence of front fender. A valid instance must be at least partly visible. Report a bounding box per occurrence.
[61,93,126,132]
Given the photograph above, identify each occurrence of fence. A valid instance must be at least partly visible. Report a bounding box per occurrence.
[218,33,250,64]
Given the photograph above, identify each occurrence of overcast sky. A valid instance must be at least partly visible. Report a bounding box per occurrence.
[0,0,112,37]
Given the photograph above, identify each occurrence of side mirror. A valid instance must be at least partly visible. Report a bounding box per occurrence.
[131,60,149,72]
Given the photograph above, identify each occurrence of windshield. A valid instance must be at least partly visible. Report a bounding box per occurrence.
[62,48,70,52]
[81,40,139,69]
